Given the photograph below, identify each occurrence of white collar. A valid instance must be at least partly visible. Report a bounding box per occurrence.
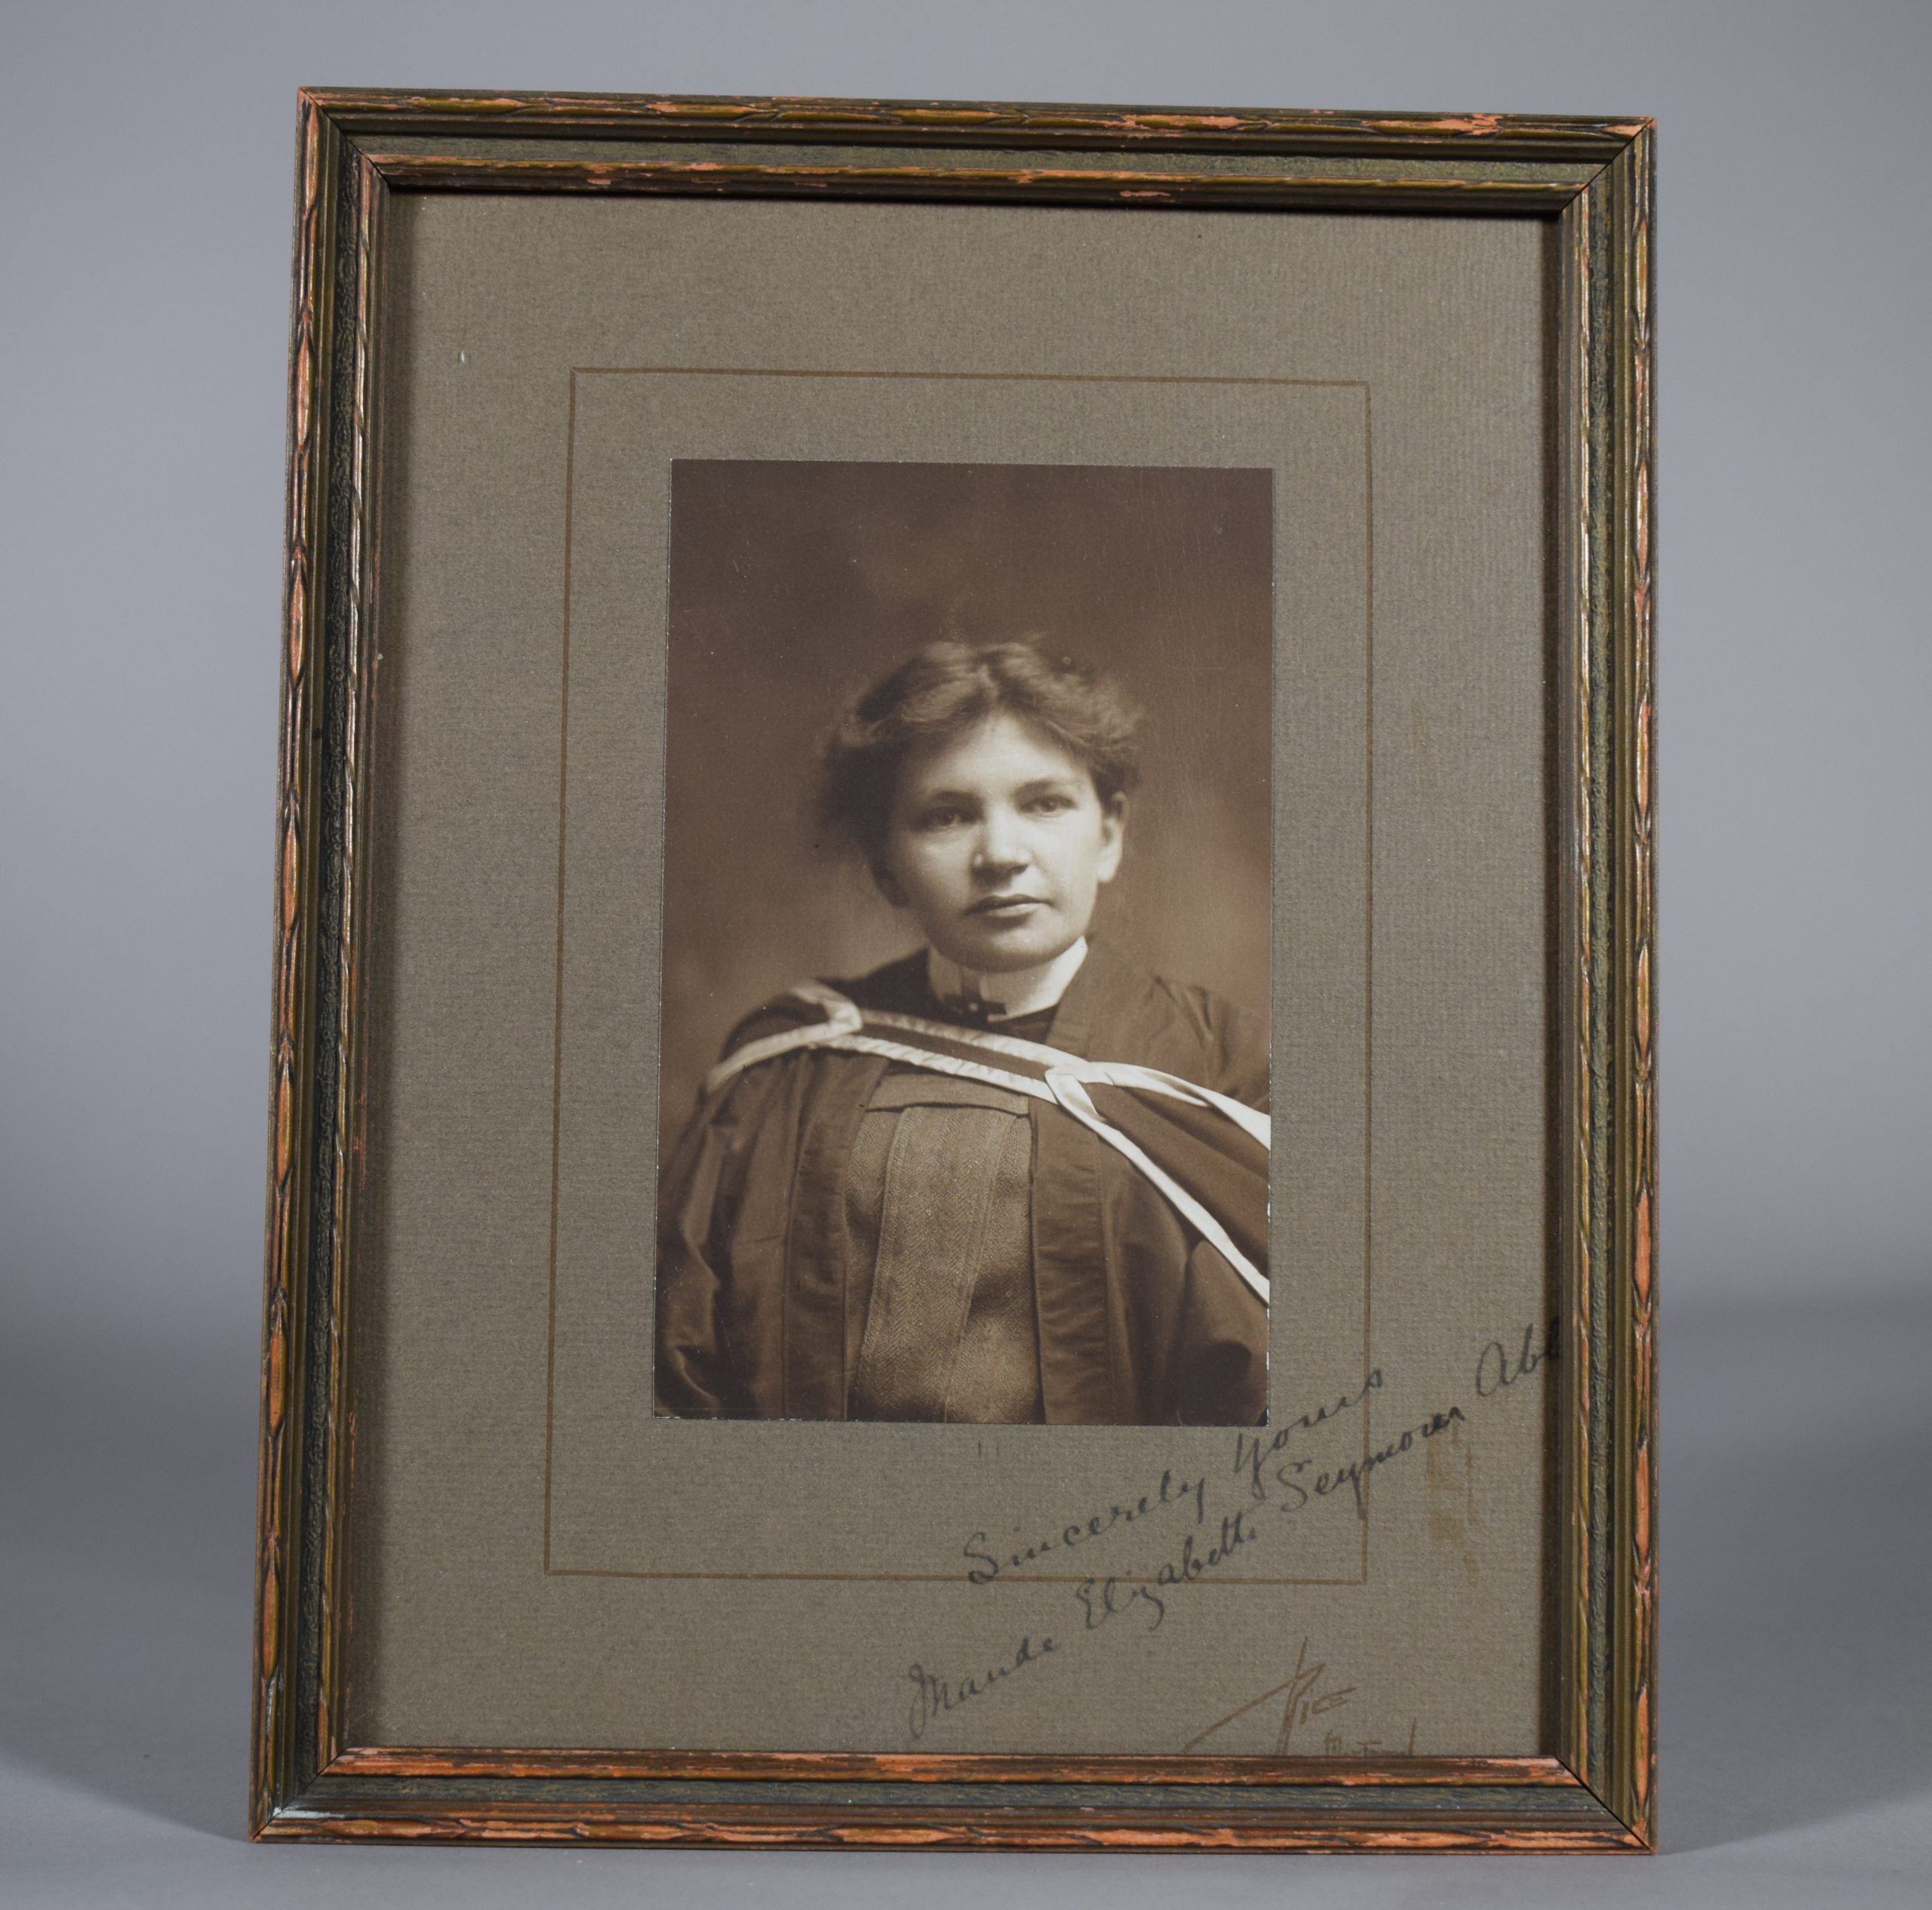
[927,938,1089,1020]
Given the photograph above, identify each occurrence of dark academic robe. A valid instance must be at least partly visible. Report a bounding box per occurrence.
[654,939,1269,1426]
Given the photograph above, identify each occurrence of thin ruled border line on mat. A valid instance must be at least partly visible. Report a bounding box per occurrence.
[542,366,1374,1587]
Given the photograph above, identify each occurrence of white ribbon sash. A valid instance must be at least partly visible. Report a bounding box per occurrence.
[704,983,1269,1304]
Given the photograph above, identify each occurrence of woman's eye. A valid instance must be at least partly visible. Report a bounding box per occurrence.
[1026,793,1073,814]
[921,807,967,830]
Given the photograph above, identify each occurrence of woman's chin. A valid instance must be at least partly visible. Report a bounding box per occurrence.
[935,924,1076,975]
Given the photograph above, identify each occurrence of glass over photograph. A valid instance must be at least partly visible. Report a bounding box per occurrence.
[653,460,1274,1427]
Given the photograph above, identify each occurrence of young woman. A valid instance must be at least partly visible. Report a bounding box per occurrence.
[655,640,1269,1426]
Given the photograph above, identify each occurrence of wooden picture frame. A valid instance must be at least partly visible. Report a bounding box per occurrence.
[252,89,1656,1851]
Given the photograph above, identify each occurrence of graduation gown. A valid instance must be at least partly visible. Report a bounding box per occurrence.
[654,939,1269,1426]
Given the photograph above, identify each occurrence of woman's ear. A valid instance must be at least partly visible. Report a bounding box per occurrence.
[871,862,907,907]
[1094,794,1126,886]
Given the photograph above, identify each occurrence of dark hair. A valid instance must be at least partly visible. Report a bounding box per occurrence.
[816,639,1142,866]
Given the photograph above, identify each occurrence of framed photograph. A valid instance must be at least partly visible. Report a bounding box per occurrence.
[252,89,1656,1851]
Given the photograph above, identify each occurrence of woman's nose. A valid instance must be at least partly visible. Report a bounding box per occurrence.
[972,811,1029,872]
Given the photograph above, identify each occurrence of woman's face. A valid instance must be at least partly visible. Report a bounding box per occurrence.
[877,711,1124,974]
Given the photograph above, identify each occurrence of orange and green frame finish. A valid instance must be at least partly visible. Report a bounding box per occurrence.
[253,90,1656,1851]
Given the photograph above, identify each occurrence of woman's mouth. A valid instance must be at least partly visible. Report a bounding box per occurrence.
[968,894,1044,918]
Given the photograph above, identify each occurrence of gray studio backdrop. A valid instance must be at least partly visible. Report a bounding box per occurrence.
[2,2,1928,1905]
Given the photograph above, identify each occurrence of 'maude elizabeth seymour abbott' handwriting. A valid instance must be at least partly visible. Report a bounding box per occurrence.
[1239,1319,1558,1520]
[1232,1370,1384,1502]
[1257,1405,1470,1518]
[1476,1318,1559,1398]
[894,1318,1559,1742]
[1075,1505,1264,1635]
[906,1634,1056,1741]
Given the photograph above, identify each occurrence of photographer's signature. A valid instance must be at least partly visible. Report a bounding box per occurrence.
[1180,1635,1355,1755]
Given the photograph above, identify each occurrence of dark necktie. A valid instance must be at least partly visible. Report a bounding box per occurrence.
[937,992,1005,1027]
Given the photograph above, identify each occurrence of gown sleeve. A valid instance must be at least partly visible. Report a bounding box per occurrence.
[1209,995,1271,1113]
[653,1004,804,1417]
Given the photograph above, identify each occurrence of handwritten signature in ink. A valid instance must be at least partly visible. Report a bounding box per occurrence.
[1180,1637,1355,1755]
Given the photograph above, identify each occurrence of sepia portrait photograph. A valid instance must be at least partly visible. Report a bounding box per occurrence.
[652,460,1275,1428]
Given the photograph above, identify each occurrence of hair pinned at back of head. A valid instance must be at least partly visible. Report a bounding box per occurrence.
[815,639,1142,867]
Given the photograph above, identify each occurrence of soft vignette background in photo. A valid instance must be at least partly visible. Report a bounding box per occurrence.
[2,2,1927,1905]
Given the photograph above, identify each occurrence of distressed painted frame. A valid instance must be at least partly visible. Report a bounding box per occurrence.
[253,90,1656,1851]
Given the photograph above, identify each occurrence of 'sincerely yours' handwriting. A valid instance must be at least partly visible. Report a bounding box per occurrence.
[963,1466,1206,1586]
[1233,1370,1384,1502]
[960,1318,1557,1586]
